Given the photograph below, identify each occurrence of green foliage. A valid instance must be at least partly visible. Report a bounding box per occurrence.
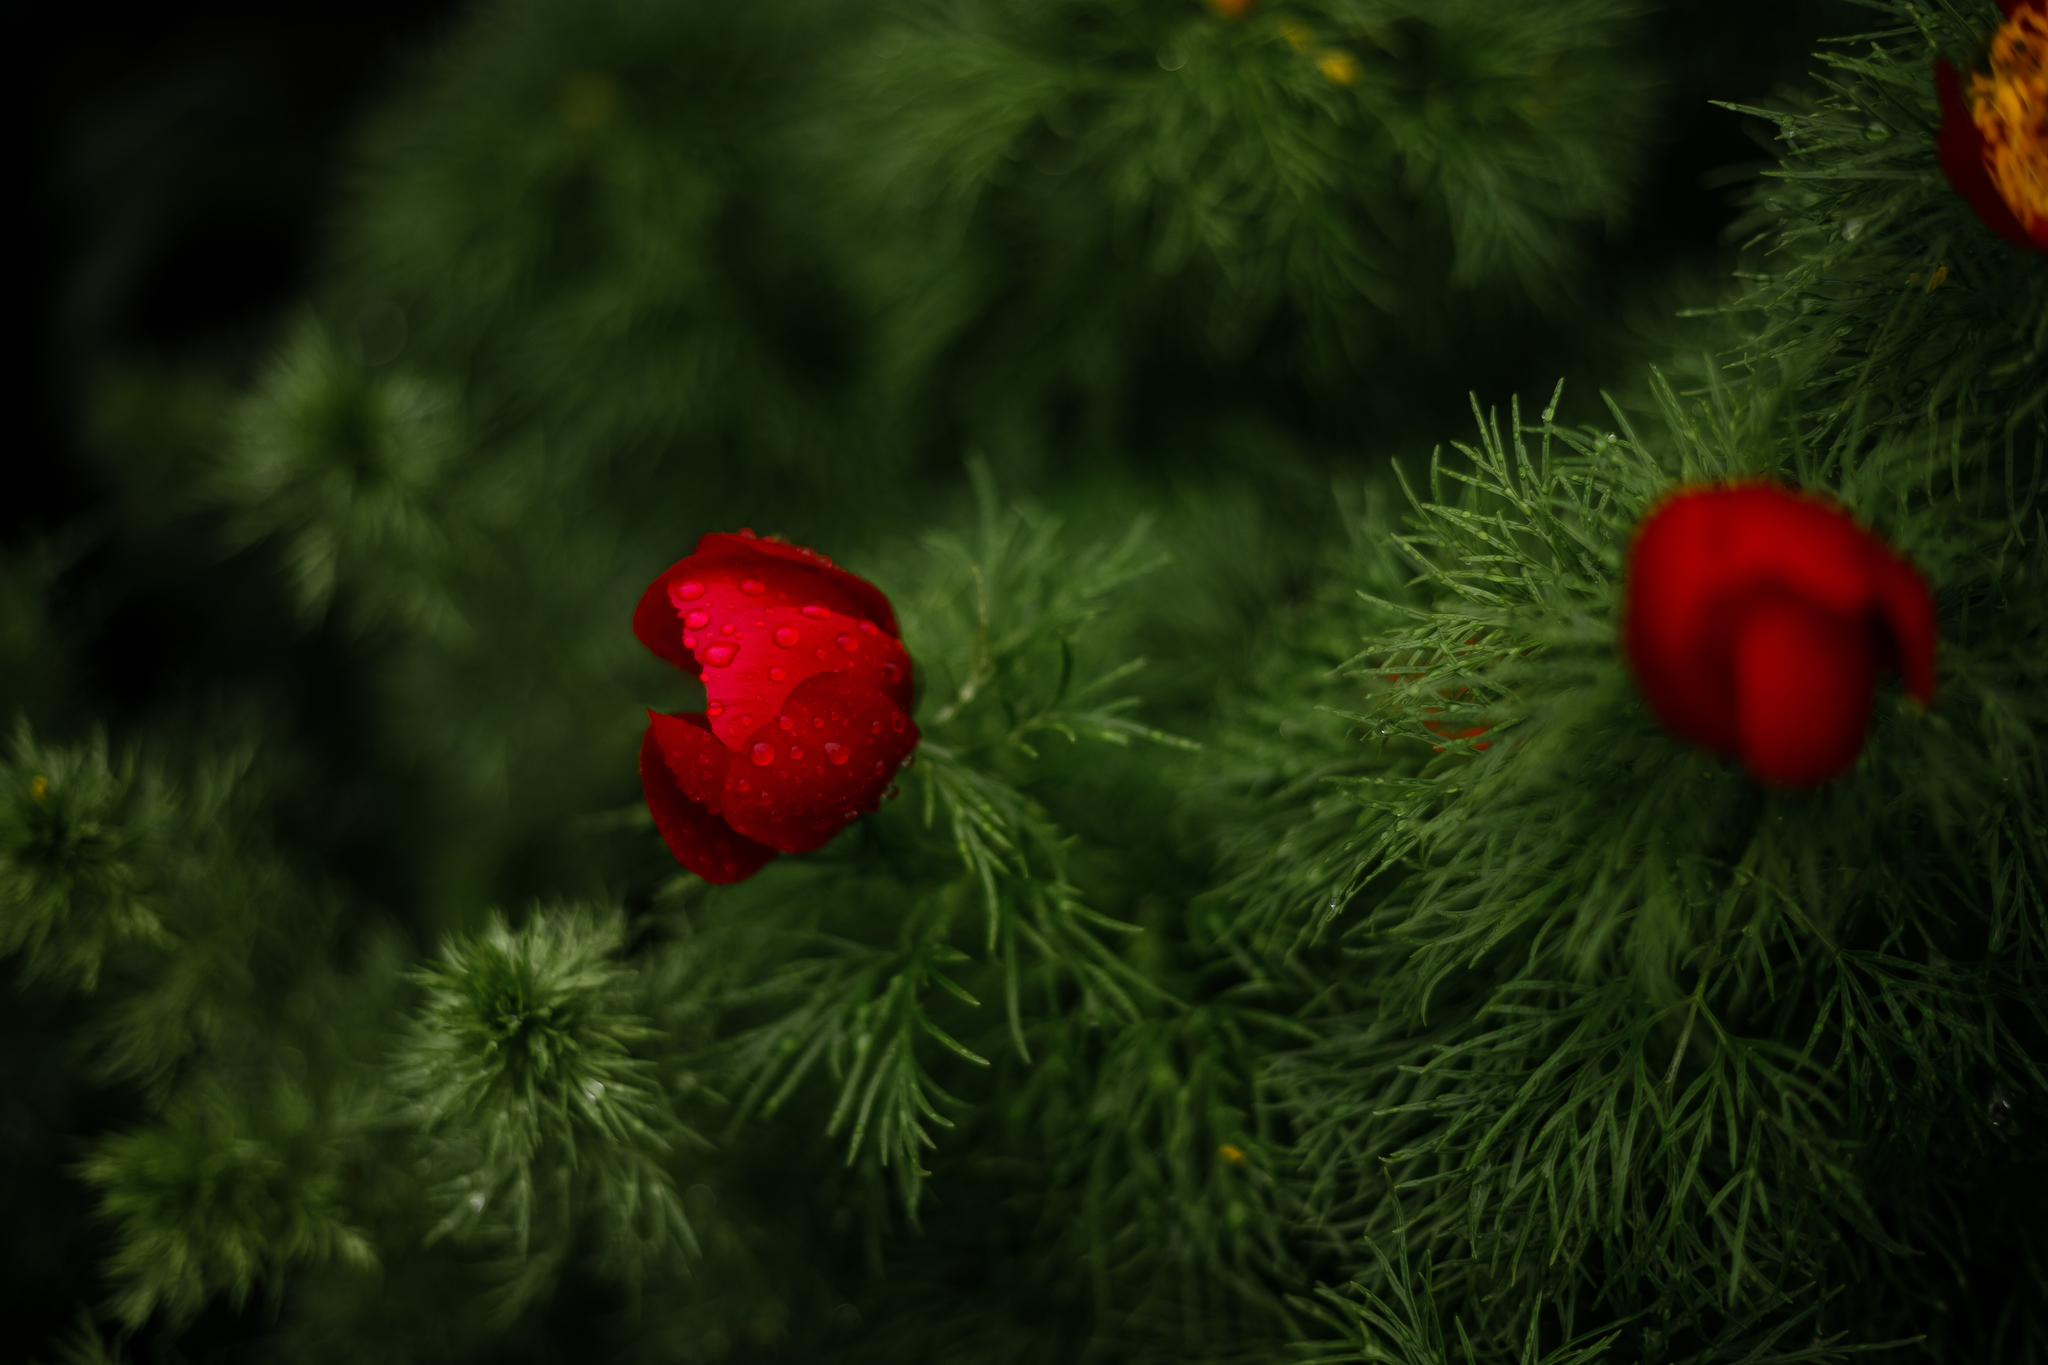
[392,908,695,1297]
[80,1081,372,1329]
[0,726,171,991]
[215,317,465,636]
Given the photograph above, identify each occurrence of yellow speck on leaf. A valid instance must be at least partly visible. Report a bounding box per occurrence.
[1967,6,2048,236]
[1280,20,1313,52]
[1926,264,1950,292]
[1317,51,1359,86]
[1218,1143,1246,1164]
[560,72,619,130]
[30,776,48,803]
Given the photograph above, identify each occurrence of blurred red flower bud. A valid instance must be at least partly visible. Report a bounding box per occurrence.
[1622,483,1935,787]
[1935,0,2048,254]
[633,530,920,883]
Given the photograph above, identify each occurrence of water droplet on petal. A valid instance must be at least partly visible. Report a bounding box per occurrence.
[751,742,775,766]
[736,779,749,792]
[843,808,859,820]
[790,745,804,759]
[770,666,785,681]
[859,619,878,634]
[837,634,858,652]
[699,670,711,682]
[685,610,710,629]
[673,580,706,602]
[802,604,829,618]
[871,720,883,734]
[720,622,737,636]
[874,761,887,775]
[813,717,825,728]
[779,716,794,730]
[825,742,848,765]
[741,578,766,596]
[739,715,752,727]
[707,700,724,716]
[884,783,899,800]
[891,715,905,732]
[882,661,901,682]
[683,634,698,649]
[815,648,827,659]
[704,643,738,667]
[774,625,799,647]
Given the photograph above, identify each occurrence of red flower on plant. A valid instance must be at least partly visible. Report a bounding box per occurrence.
[1936,0,2048,253]
[1621,483,1936,788]
[633,530,920,883]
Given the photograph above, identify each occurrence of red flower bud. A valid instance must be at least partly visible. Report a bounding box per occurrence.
[1935,0,2048,254]
[1621,483,1935,788]
[633,531,920,882]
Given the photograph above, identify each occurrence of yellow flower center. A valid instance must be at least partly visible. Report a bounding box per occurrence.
[1968,6,2048,232]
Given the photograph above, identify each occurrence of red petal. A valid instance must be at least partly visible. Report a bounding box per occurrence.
[639,726,778,884]
[717,672,921,855]
[632,535,915,739]
[1934,58,2040,252]
[1733,596,1875,787]
[689,600,913,748]
[691,534,901,638]
[646,710,731,809]
[1624,483,1939,781]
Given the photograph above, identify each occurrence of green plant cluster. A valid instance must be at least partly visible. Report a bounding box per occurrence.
[8,0,2046,1362]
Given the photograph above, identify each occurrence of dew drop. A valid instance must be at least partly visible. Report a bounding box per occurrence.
[843,808,859,820]
[751,742,775,767]
[884,783,899,800]
[859,619,878,634]
[837,634,859,652]
[891,714,905,732]
[825,742,848,765]
[813,717,825,728]
[720,622,737,636]
[770,666,786,681]
[815,648,828,659]
[704,643,738,668]
[779,716,794,730]
[871,721,883,734]
[874,761,887,775]
[707,700,724,716]
[673,580,706,602]
[790,745,804,759]
[774,625,799,647]
[699,670,711,682]
[736,779,750,792]
[685,609,710,629]
[683,634,698,649]
[802,604,830,618]
[882,661,901,683]
[741,578,766,596]
[738,715,751,727]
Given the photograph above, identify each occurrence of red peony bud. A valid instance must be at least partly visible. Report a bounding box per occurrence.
[1935,0,2048,254]
[633,531,920,883]
[1621,483,1935,788]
